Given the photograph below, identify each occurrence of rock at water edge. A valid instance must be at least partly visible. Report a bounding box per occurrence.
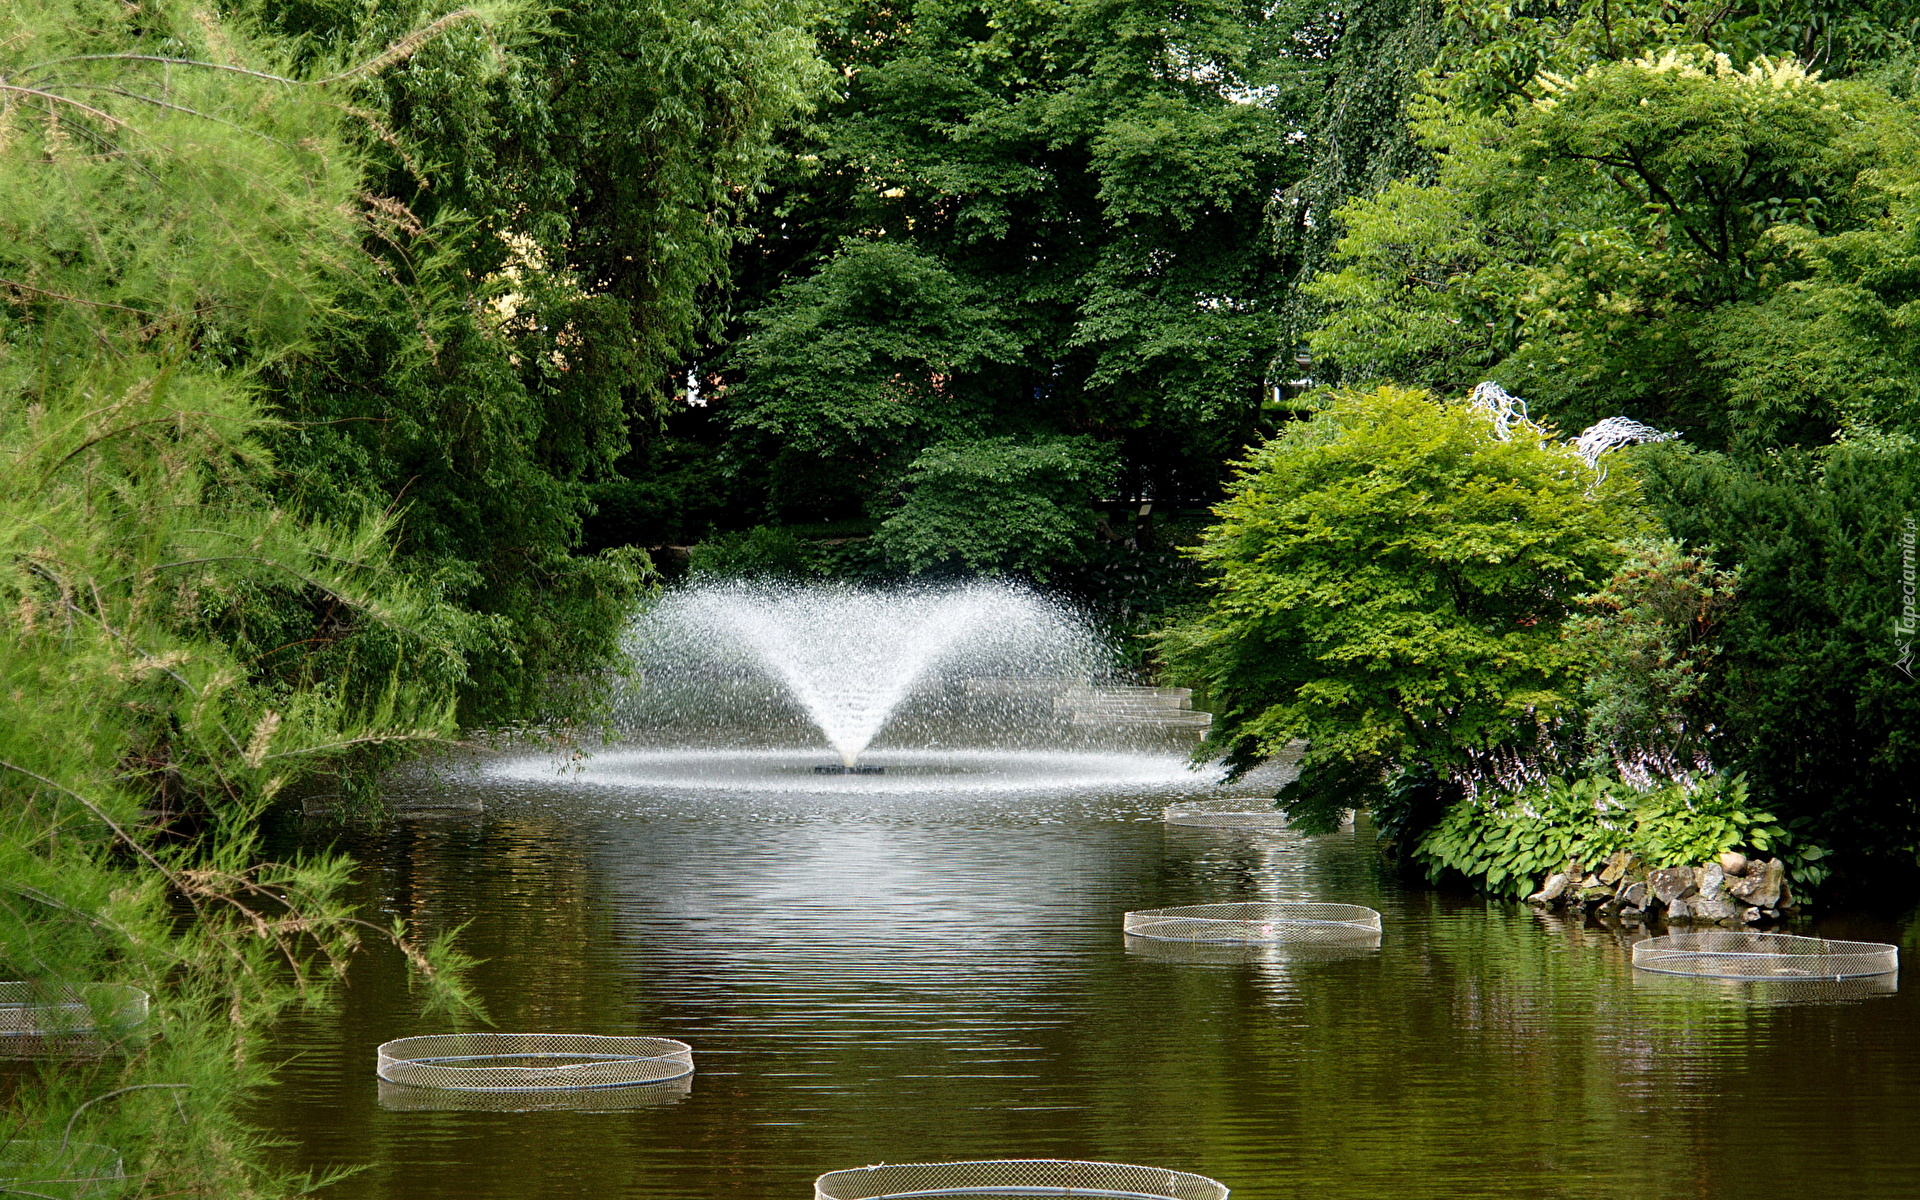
[1600,850,1636,885]
[1529,873,1571,905]
[1731,859,1784,908]
[1695,863,1726,902]
[1689,898,1739,922]
[1650,866,1697,905]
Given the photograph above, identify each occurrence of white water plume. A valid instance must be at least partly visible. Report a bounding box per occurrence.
[627,580,1105,765]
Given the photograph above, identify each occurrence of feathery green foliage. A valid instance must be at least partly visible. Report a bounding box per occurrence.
[1,2,478,1191]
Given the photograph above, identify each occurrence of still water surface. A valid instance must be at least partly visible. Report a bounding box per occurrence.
[259,754,1920,1199]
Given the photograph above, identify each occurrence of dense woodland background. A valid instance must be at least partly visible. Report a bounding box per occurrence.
[2,0,1918,1190]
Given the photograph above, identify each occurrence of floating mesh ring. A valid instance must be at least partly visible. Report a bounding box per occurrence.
[1123,903,1381,944]
[1632,932,1897,981]
[0,983,148,1036]
[1160,800,1291,829]
[376,1033,693,1091]
[814,1159,1228,1199]
[0,1139,126,1199]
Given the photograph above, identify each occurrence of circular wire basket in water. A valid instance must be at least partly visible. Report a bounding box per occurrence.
[0,983,148,1037]
[1631,966,1898,1007]
[377,1074,692,1112]
[814,1159,1228,1199]
[0,1139,126,1199]
[1123,931,1380,967]
[1159,800,1291,829]
[1123,903,1381,945]
[1632,932,1898,981]
[375,1033,693,1092]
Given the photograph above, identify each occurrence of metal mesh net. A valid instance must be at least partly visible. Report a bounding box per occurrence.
[377,1074,691,1112]
[1123,903,1381,944]
[814,1159,1228,1199]
[1159,800,1291,829]
[1632,932,1897,980]
[1124,932,1380,966]
[1632,967,1899,1007]
[1160,801,1355,831]
[0,1140,125,1199]
[375,1033,693,1092]
[0,983,148,1037]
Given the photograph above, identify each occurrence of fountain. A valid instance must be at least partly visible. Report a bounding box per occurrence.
[477,579,1224,796]
[622,580,1107,770]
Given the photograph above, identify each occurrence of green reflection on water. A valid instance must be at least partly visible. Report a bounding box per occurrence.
[258,783,1920,1200]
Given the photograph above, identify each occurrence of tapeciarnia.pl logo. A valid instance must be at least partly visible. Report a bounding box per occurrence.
[1899,515,1917,678]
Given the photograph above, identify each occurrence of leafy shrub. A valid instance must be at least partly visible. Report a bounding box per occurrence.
[688,525,827,578]
[1416,774,1828,897]
[1560,538,1738,775]
[874,435,1120,580]
[1159,385,1649,836]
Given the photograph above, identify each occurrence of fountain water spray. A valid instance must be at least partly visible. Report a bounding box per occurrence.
[627,580,1105,766]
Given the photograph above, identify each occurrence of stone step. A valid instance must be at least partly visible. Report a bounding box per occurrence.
[1066,710,1211,727]
[1059,685,1194,703]
[962,676,1079,698]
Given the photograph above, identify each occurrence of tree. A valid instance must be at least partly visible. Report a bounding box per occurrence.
[655,0,1328,593]
[1310,49,1912,448]
[1,2,473,1191]
[1159,386,1648,839]
[1299,0,1920,880]
[237,0,829,722]
[874,435,1120,578]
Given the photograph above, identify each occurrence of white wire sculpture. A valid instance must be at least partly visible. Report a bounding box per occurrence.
[1468,382,1679,489]
[1467,381,1532,441]
[1570,415,1681,482]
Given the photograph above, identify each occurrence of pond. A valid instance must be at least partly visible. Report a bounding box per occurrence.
[257,753,1920,1199]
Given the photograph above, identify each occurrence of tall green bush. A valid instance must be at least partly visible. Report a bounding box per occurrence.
[1637,441,1920,877]
[1,2,474,1190]
[1159,385,1649,839]
[236,0,827,724]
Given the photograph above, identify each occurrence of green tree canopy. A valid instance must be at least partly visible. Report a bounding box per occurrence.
[874,435,1120,578]
[1310,48,1920,450]
[232,0,828,721]
[686,0,1329,578]
[1161,386,1648,835]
